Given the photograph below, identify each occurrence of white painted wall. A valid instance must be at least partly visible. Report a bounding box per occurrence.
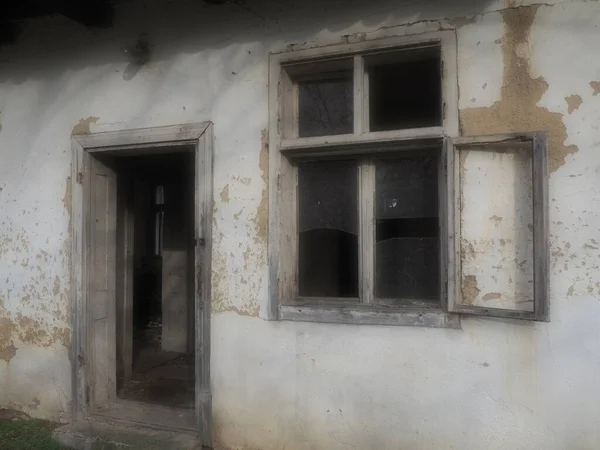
[0,0,599,448]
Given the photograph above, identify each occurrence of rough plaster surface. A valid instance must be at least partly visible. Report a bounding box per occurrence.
[0,0,599,448]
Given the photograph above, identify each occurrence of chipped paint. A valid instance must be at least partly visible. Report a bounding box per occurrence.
[0,317,17,362]
[590,81,600,96]
[255,129,269,244]
[565,94,582,114]
[71,116,99,135]
[460,6,578,174]
[482,292,502,301]
[461,275,480,305]
[220,184,230,203]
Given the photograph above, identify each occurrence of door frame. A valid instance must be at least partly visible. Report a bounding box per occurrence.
[70,122,214,446]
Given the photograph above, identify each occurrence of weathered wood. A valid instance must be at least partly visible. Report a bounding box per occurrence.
[71,122,213,446]
[280,305,461,329]
[353,55,365,135]
[358,163,375,304]
[532,132,550,322]
[74,122,210,151]
[281,127,444,154]
[89,157,118,406]
[195,123,214,447]
[270,31,460,326]
[273,30,453,62]
[447,133,550,322]
[71,138,87,420]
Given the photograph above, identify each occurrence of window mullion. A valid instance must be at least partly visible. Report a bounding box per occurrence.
[359,161,375,304]
[353,55,365,135]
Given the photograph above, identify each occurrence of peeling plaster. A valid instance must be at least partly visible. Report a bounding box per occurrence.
[565,94,582,114]
[590,81,600,96]
[220,184,230,203]
[462,275,480,305]
[71,116,99,135]
[460,6,578,174]
[255,129,269,245]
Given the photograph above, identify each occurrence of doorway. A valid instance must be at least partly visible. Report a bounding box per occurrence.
[70,123,213,446]
[114,152,195,410]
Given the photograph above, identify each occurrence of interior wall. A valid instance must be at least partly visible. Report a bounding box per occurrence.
[0,0,599,448]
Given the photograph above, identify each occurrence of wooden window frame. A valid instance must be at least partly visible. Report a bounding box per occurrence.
[268,31,460,328]
[268,33,550,327]
[446,132,549,322]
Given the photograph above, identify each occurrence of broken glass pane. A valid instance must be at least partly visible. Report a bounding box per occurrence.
[375,156,439,301]
[298,160,358,298]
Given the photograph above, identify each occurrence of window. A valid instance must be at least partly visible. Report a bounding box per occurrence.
[268,32,549,327]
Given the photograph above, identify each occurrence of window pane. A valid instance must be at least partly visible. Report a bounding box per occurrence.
[367,46,441,132]
[298,160,358,298]
[298,75,353,138]
[375,155,439,301]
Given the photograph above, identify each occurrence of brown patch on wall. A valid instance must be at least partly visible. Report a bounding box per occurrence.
[63,176,72,232]
[0,311,70,358]
[482,292,502,301]
[590,81,600,96]
[461,275,480,305]
[0,317,17,362]
[255,129,269,244]
[52,276,61,297]
[460,6,577,174]
[219,184,230,203]
[565,95,582,114]
[71,116,99,135]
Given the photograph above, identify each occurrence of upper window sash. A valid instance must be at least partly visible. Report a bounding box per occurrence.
[270,30,459,156]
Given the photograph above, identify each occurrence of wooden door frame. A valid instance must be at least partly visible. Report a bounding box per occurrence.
[70,122,214,446]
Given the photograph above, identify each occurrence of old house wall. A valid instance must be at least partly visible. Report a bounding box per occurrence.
[0,0,599,447]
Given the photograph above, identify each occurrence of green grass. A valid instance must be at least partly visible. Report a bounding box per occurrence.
[0,418,62,450]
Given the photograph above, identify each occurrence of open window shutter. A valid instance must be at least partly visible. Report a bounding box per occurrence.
[89,157,118,406]
[445,133,549,321]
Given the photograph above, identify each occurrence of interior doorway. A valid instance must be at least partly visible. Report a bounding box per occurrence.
[70,123,213,446]
[114,152,195,410]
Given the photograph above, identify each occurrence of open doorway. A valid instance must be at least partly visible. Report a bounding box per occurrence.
[71,123,213,445]
[114,152,195,410]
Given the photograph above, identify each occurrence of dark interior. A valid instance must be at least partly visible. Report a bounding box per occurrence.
[114,151,195,409]
[368,47,442,132]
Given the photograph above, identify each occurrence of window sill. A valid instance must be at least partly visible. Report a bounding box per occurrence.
[279,304,461,329]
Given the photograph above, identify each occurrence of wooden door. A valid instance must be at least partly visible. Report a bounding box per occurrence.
[89,157,118,407]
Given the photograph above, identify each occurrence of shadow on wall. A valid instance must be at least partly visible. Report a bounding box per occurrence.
[0,0,498,84]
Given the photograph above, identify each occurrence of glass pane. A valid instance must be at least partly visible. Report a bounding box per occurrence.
[298,160,358,298]
[458,144,534,312]
[375,155,439,301]
[298,75,353,138]
[367,47,441,132]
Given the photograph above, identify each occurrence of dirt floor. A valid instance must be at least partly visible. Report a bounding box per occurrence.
[118,319,195,409]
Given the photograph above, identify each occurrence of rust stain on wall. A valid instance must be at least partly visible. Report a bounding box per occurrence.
[462,275,480,305]
[460,6,578,174]
[71,116,99,135]
[565,95,582,114]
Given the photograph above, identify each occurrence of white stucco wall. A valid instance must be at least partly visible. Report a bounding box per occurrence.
[1,0,599,448]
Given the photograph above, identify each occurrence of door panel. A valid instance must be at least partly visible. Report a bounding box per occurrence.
[90,157,118,407]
